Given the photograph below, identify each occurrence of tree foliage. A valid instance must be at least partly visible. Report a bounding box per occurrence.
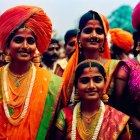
[107,5,135,33]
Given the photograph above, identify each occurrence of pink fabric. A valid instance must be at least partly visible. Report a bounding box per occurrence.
[124,59,140,103]
[132,2,140,30]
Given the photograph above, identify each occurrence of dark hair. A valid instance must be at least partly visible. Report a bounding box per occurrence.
[50,38,60,49]
[133,31,140,56]
[51,38,59,44]
[74,61,106,87]
[7,25,37,48]
[78,11,104,33]
[64,29,78,45]
[111,44,124,59]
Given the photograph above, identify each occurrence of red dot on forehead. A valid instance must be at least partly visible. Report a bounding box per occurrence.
[86,20,101,26]
[82,67,100,74]
[88,67,94,72]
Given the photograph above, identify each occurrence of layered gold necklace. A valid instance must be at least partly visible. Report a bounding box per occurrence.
[2,63,36,126]
[77,104,102,140]
[5,66,32,107]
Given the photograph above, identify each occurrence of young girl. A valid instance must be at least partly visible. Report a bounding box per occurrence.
[56,60,130,140]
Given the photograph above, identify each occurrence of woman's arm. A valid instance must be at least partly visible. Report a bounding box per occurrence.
[54,109,66,140]
[131,104,140,132]
[114,63,129,110]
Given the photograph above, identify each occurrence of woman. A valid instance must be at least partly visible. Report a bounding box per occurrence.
[62,10,127,106]
[56,60,130,140]
[0,5,63,139]
[119,2,140,139]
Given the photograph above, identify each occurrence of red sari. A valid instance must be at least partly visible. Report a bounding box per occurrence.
[56,105,129,140]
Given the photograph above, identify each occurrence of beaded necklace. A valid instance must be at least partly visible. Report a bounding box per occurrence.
[5,66,32,107]
[2,63,36,126]
[81,110,100,124]
[8,66,32,87]
[71,101,105,140]
[77,107,102,139]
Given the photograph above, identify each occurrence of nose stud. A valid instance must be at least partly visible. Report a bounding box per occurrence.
[27,46,30,50]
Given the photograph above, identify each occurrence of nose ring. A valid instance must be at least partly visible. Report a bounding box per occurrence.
[90,34,93,38]
[96,38,100,42]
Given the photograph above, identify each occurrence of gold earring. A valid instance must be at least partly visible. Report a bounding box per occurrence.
[78,41,82,48]
[74,88,80,102]
[102,93,109,103]
[32,50,40,66]
[99,46,104,53]
[5,49,11,62]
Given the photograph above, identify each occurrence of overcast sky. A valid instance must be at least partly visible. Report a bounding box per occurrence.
[0,0,139,39]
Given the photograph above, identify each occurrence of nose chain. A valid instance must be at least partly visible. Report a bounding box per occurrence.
[90,33,100,42]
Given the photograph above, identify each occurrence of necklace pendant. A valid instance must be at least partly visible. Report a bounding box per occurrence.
[16,82,20,87]
[87,118,91,124]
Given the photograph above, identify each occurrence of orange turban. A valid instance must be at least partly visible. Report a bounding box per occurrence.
[0,5,52,54]
[109,28,134,53]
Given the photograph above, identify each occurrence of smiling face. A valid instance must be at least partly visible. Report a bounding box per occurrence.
[77,67,105,101]
[9,28,36,63]
[79,20,105,51]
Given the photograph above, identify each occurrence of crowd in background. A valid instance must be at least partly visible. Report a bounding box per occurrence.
[0,2,139,140]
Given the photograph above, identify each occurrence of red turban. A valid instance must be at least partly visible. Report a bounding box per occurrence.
[109,28,134,53]
[132,2,140,30]
[0,5,52,54]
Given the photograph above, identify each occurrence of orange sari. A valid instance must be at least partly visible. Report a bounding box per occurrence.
[0,66,63,140]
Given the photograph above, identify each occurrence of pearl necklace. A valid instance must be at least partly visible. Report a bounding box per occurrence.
[71,101,105,140]
[3,63,36,126]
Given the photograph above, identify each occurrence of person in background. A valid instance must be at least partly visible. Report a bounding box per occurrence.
[116,2,140,139]
[64,29,78,60]
[55,60,130,140]
[40,38,61,73]
[109,28,134,60]
[0,5,63,139]
[58,39,66,59]
[54,29,78,77]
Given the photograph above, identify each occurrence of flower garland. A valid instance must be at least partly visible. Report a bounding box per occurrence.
[2,63,36,126]
[71,101,105,140]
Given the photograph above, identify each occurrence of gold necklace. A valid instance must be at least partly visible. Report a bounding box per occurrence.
[82,112,97,124]
[2,63,36,126]
[77,105,101,140]
[3,66,33,107]
[8,67,31,87]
